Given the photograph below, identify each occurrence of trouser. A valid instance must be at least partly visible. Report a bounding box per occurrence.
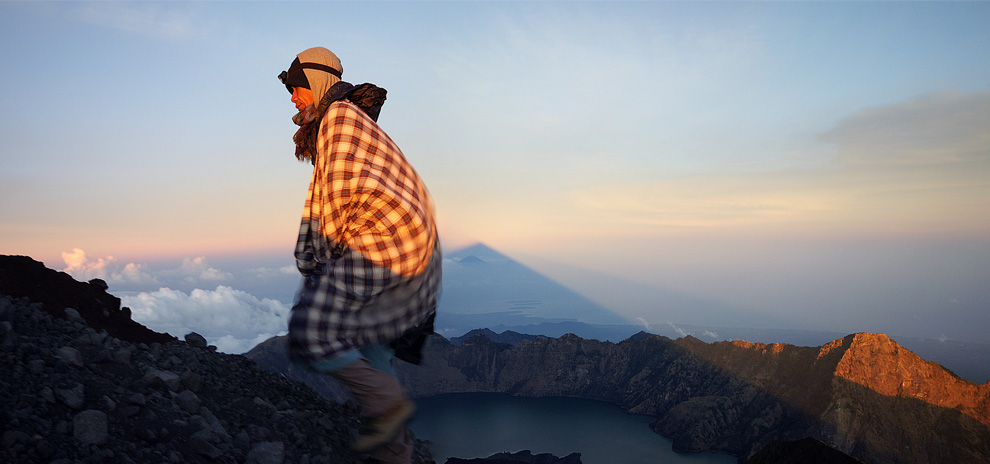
[325,345,413,464]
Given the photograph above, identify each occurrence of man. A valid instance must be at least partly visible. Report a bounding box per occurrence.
[278,47,441,464]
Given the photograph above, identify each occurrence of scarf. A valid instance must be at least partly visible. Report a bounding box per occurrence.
[291,104,323,164]
[291,81,387,164]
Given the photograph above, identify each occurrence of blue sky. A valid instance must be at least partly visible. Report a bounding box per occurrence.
[2,1,988,351]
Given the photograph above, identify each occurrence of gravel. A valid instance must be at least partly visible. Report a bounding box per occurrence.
[0,293,434,464]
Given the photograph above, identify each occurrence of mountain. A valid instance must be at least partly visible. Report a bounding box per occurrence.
[434,318,990,385]
[0,255,434,464]
[244,328,990,463]
[437,245,990,385]
[388,331,990,464]
[436,244,631,334]
[450,328,537,346]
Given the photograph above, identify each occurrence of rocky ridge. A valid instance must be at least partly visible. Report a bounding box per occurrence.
[444,450,582,464]
[0,255,433,464]
[0,255,173,345]
[745,437,868,464]
[382,331,990,464]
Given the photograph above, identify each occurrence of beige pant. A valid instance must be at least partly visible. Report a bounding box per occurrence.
[330,358,412,464]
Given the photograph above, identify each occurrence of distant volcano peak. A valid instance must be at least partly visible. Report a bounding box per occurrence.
[447,242,511,262]
[454,255,488,266]
[438,242,631,327]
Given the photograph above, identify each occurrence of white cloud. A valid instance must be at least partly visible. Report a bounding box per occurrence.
[121,285,290,355]
[61,249,291,354]
[665,321,688,338]
[118,262,156,283]
[247,265,298,277]
[61,248,158,285]
[60,249,239,290]
[61,248,109,280]
[175,257,232,283]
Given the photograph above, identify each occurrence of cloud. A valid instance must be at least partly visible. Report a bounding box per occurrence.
[61,248,158,285]
[60,249,235,289]
[61,248,108,280]
[174,257,232,283]
[822,91,990,166]
[61,249,293,353]
[665,321,688,338]
[247,265,298,278]
[565,90,990,236]
[635,317,651,331]
[121,286,290,355]
[71,2,203,40]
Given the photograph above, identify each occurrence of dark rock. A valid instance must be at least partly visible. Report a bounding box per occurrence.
[57,346,84,367]
[184,332,208,348]
[63,307,83,322]
[188,432,223,459]
[142,367,181,392]
[175,390,202,414]
[27,358,45,374]
[746,437,868,464]
[246,441,286,464]
[445,450,583,464]
[2,430,31,450]
[113,347,132,365]
[35,438,55,460]
[180,369,203,392]
[54,381,85,409]
[73,409,109,445]
[127,392,147,406]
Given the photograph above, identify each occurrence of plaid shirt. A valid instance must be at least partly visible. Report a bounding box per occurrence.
[289,100,441,363]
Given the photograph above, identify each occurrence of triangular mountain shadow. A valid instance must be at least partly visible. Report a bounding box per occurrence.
[438,243,632,332]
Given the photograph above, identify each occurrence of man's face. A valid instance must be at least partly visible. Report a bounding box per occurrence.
[292,86,314,111]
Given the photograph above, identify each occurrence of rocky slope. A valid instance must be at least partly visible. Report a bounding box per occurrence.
[745,437,868,464]
[382,331,989,464]
[445,450,582,464]
[0,255,174,345]
[0,255,433,464]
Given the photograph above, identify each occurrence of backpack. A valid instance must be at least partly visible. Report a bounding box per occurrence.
[344,83,387,122]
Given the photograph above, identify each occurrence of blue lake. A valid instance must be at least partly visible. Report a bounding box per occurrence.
[408,392,736,464]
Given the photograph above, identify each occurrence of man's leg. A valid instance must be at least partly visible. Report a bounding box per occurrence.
[363,429,413,464]
[356,344,412,463]
[328,355,414,461]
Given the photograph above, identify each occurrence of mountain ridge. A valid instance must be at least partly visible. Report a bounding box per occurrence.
[390,330,989,463]
[438,245,990,385]
[245,328,990,463]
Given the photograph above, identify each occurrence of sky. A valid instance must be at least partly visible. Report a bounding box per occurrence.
[2,1,988,352]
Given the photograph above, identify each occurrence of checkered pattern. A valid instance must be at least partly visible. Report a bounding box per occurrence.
[289,100,441,364]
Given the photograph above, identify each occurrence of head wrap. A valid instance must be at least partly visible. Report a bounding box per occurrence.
[279,47,343,104]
